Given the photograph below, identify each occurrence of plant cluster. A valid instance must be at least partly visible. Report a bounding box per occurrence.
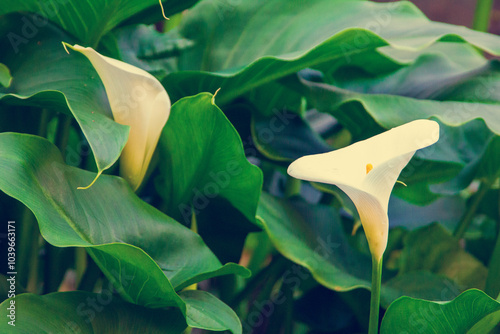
[0,0,499,333]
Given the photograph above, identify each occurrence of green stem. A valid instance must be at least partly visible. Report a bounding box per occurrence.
[54,114,72,159]
[246,232,273,275]
[75,248,88,286]
[454,181,491,239]
[229,255,289,308]
[485,227,500,298]
[473,0,494,32]
[37,109,50,137]
[368,256,382,334]
[18,109,50,291]
[78,255,101,292]
[284,177,301,198]
[26,234,41,293]
[282,278,294,333]
[42,114,73,293]
[17,208,38,290]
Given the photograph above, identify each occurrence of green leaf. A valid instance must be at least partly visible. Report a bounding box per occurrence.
[259,193,469,307]
[381,271,461,307]
[251,111,331,162]
[180,290,242,334]
[332,43,492,98]
[381,289,500,334]
[0,63,12,88]
[0,0,195,46]
[0,132,248,329]
[301,76,500,137]
[0,16,129,178]
[399,223,488,290]
[0,292,187,333]
[156,93,263,262]
[162,0,500,104]
[258,192,371,292]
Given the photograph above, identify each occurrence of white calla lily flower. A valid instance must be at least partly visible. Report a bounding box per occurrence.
[64,43,171,191]
[287,119,439,261]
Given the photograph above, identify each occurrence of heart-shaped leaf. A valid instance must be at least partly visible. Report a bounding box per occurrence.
[0,292,187,333]
[258,192,460,306]
[156,93,263,263]
[0,132,248,332]
[381,289,500,333]
[162,0,500,104]
[0,0,196,46]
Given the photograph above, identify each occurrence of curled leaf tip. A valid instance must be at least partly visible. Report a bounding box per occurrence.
[351,221,361,236]
[159,0,169,20]
[62,42,70,54]
[77,171,102,190]
[212,88,221,105]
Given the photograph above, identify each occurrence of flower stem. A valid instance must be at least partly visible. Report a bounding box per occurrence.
[18,208,39,291]
[454,181,491,239]
[473,0,494,32]
[284,177,301,198]
[485,224,500,298]
[54,114,72,159]
[229,255,289,308]
[368,256,382,334]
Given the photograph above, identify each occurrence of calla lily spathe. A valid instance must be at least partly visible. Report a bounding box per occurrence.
[287,119,439,261]
[64,43,171,191]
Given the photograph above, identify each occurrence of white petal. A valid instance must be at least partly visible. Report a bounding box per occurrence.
[287,120,439,187]
[338,185,388,261]
[362,151,415,210]
[65,44,171,190]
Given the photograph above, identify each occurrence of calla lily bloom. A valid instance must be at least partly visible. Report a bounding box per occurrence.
[287,119,439,261]
[64,43,171,191]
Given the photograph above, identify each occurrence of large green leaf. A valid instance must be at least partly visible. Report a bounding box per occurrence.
[0,16,129,177]
[0,292,187,333]
[258,192,372,291]
[0,132,248,331]
[0,0,195,46]
[300,75,500,137]
[162,0,500,104]
[258,192,459,306]
[381,289,500,334]
[156,93,263,263]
